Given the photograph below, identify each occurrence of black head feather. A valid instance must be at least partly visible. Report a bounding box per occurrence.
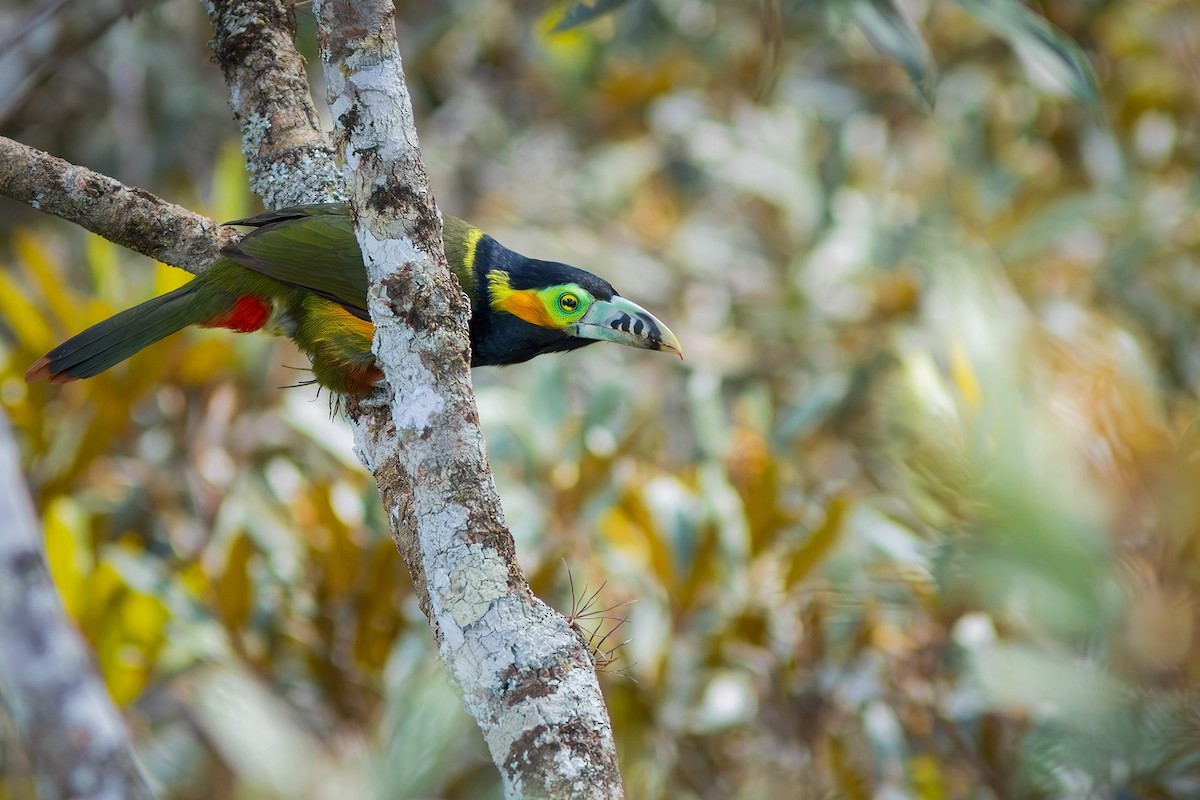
[468,236,615,366]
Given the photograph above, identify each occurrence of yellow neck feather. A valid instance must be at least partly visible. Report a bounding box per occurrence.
[488,270,556,328]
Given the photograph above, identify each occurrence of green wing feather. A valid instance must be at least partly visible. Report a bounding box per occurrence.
[223,204,481,319]
[223,204,369,317]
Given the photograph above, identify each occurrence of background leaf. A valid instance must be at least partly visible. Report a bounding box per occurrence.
[851,0,938,108]
[552,0,634,32]
[956,0,1103,112]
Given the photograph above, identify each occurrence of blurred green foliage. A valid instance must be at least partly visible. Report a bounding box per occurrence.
[2,0,1200,797]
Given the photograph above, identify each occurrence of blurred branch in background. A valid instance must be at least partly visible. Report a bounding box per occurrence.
[0,0,165,123]
[0,409,154,800]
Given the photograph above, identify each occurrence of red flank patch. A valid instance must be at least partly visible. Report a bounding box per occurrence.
[207,296,270,332]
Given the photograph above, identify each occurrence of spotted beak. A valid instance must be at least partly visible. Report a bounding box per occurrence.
[567,296,683,358]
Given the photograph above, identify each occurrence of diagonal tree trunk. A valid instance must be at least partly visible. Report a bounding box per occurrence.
[0,410,155,800]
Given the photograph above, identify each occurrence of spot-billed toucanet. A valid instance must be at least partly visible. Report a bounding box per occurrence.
[26,203,682,395]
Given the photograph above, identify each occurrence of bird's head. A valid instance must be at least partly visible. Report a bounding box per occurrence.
[470,241,682,367]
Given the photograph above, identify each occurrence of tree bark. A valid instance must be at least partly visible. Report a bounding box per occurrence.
[311,2,625,796]
[0,411,155,800]
[206,0,343,207]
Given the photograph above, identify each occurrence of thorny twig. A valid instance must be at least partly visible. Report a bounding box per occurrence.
[564,563,638,678]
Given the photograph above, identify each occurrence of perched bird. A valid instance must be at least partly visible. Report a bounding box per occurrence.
[25,203,681,395]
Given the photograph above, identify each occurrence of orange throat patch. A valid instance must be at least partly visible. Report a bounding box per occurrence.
[488,271,557,329]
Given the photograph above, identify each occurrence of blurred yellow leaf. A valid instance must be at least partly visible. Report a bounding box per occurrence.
[786,495,849,587]
[152,257,191,296]
[599,505,653,567]
[73,559,165,706]
[106,646,151,707]
[539,4,598,68]
[601,489,675,586]
[353,539,407,670]
[210,139,253,222]
[101,586,170,706]
[14,230,78,332]
[949,340,982,411]
[828,734,870,800]
[175,336,239,385]
[120,591,170,647]
[214,532,256,631]
[909,753,945,800]
[84,232,123,298]
[42,496,92,618]
[84,561,127,632]
[0,268,53,352]
[178,561,210,598]
[309,486,359,597]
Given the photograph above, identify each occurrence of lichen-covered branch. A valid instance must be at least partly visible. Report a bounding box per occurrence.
[0,411,155,800]
[312,2,625,797]
[205,0,343,207]
[0,135,234,274]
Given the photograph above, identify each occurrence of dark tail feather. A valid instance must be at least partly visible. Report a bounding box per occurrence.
[26,283,207,383]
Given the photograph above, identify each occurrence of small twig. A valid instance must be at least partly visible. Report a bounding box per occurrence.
[563,564,637,675]
[588,616,629,652]
[0,0,77,55]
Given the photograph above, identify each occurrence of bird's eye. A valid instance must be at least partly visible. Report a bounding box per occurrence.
[559,293,579,313]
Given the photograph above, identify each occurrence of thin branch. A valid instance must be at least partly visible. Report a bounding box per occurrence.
[0,135,235,274]
[0,0,165,122]
[0,410,155,800]
[311,1,625,797]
